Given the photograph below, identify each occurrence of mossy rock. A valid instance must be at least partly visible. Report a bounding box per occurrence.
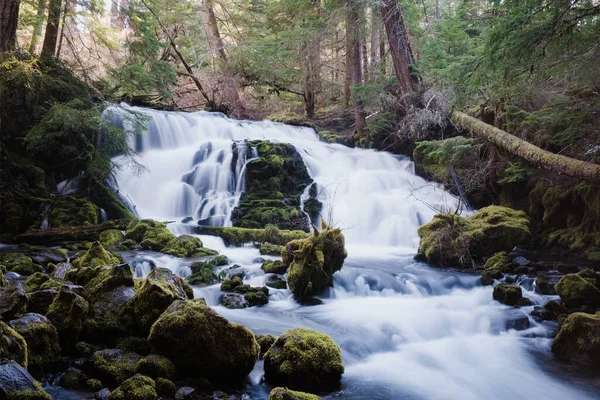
[72,241,122,268]
[108,374,157,400]
[262,260,287,274]
[264,328,344,393]
[0,253,42,275]
[266,112,314,127]
[46,286,89,351]
[59,367,87,389]
[492,283,523,306]
[554,273,600,309]
[256,334,276,358]
[9,313,61,373]
[117,337,151,357]
[85,283,136,342]
[125,220,175,251]
[0,321,28,368]
[49,196,99,228]
[147,299,259,382]
[154,377,176,396]
[284,223,347,299]
[87,378,103,392]
[93,349,142,384]
[197,226,310,246]
[221,276,243,292]
[161,235,217,258]
[483,252,513,273]
[83,263,134,298]
[135,354,177,380]
[269,387,322,400]
[552,312,600,368]
[133,268,190,334]
[266,277,287,290]
[417,206,531,268]
[99,229,125,249]
[0,360,51,400]
[244,288,269,307]
[23,272,63,293]
[0,282,28,320]
[260,243,284,256]
[27,289,58,315]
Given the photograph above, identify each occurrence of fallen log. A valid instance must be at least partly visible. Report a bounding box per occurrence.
[197,226,309,246]
[450,110,600,184]
[15,219,131,245]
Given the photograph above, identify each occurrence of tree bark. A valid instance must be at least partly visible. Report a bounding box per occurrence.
[450,111,600,184]
[380,0,416,94]
[379,23,386,74]
[361,37,368,81]
[303,35,320,118]
[29,0,46,53]
[202,0,228,64]
[435,0,441,20]
[41,0,62,55]
[369,7,380,75]
[344,7,353,108]
[15,219,131,245]
[346,0,366,133]
[0,0,20,53]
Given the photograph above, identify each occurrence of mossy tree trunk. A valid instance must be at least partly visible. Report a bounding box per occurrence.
[28,0,47,53]
[451,110,600,184]
[41,0,62,55]
[0,0,20,52]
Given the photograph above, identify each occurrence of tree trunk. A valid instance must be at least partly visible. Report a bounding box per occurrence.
[29,0,46,53]
[435,0,441,20]
[15,219,130,245]
[0,0,20,53]
[41,0,62,55]
[202,0,227,64]
[450,111,600,184]
[380,0,416,94]
[344,8,353,108]
[56,0,69,57]
[303,35,320,118]
[379,23,386,75]
[369,7,380,75]
[361,37,368,82]
[346,0,366,133]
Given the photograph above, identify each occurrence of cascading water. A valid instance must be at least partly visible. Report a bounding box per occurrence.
[107,104,599,400]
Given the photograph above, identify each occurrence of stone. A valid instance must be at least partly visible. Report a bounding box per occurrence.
[221,293,248,309]
[93,349,142,384]
[552,312,600,368]
[260,243,284,256]
[504,309,531,331]
[135,354,177,380]
[256,334,276,358]
[46,286,89,351]
[28,289,58,314]
[0,360,51,400]
[0,321,28,368]
[108,374,157,400]
[492,283,523,306]
[0,282,27,320]
[262,260,287,274]
[72,241,122,268]
[269,387,321,400]
[554,273,600,309]
[9,313,61,373]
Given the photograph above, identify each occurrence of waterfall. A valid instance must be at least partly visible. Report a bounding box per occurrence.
[106,104,459,248]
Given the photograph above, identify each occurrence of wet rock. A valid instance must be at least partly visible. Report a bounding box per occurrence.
[512,256,530,266]
[269,387,321,400]
[72,241,122,268]
[504,309,531,331]
[262,260,287,274]
[99,229,125,250]
[117,337,151,357]
[9,313,61,373]
[0,360,51,399]
[221,276,243,291]
[244,287,269,307]
[535,272,560,295]
[484,252,513,273]
[557,264,579,275]
[93,348,142,384]
[108,374,157,400]
[0,281,27,319]
[260,243,284,256]
[135,354,177,380]
[256,334,276,358]
[266,277,287,290]
[531,306,552,322]
[59,367,88,389]
[554,272,600,309]
[221,293,248,309]
[264,328,344,392]
[0,321,27,368]
[148,299,259,382]
[480,269,502,286]
[544,300,568,319]
[175,386,195,400]
[161,235,217,258]
[155,377,176,396]
[87,378,103,392]
[552,312,600,368]
[493,283,523,306]
[47,286,89,351]
[85,285,136,342]
[297,297,324,306]
[95,388,111,400]
[252,257,266,264]
[0,253,43,275]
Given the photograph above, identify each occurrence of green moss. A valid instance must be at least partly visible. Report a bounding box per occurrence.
[262,260,287,274]
[0,321,28,368]
[197,226,309,246]
[484,252,512,273]
[260,243,284,256]
[154,377,176,396]
[264,328,344,393]
[256,334,276,358]
[87,378,103,392]
[0,253,43,275]
[108,374,157,400]
[266,277,287,289]
[9,313,61,373]
[0,269,8,286]
[23,272,51,293]
[552,312,600,368]
[555,273,600,309]
[99,229,125,249]
[83,263,134,298]
[49,196,99,228]
[221,276,243,291]
[492,283,523,306]
[93,349,142,384]
[59,367,86,389]
[244,289,269,307]
[46,287,89,351]
[117,337,151,356]
[147,299,259,382]
[135,354,177,380]
[6,380,51,400]
[72,241,122,268]
[161,234,217,257]
[269,387,322,400]
[266,112,314,127]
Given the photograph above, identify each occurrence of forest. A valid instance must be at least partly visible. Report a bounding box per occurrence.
[0,0,599,399]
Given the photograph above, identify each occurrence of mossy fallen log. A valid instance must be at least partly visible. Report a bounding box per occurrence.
[196,226,309,246]
[15,220,131,245]
[450,111,600,184]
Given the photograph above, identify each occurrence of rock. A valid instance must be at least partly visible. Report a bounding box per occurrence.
[484,252,513,273]
[72,241,122,268]
[283,223,347,299]
[504,309,531,331]
[95,388,111,400]
[579,269,600,287]
[253,257,266,264]
[133,268,191,334]
[264,328,344,392]
[162,235,217,258]
[480,269,502,286]
[552,312,600,368]
[108,374,158,400]
[0,253,43,275]
[46,286,89,351]
[125,219,176,251]
[155,377,176,396]
[221,293,248,309]
[416,206,531,267]
[99,229,125,249]
[260,243,284,256]
[512,256,530,266]
[28,289,58,314]
[266,277,287,289]
[59,367,87,389]
[0,321,28,368]
[87,378,103,392]
[297,297,324,306]
[492,283,523,306]
[0,282,27,319]
[49,196,99,228]
[0,360,51,399]
[175,386,195,400]
[148,299,259,381]
[544,300,568,319]
[135,354,177,380]
[244,288,269,306]
[93,349,142,384]
[117,337,151,356]
[256,334,276,358]
[262,260,287,274]
[269,387,321,400]
[9,313,61,373]
[187,260,219,286]
[85,284,136,342]
[535,272,560,295]
[554,273,600,309]
[221,276,243,291]
[557,264,579,274]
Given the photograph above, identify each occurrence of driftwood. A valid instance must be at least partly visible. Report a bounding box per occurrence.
[15,219,130,245]
[450,110,600,184]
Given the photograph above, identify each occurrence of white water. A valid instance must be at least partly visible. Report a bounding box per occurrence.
[107,105,599,400]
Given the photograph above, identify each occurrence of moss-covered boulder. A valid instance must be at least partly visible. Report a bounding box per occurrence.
[493,283,523,306]
[28,289,58,315]
[85,283,136,342]
[283,224,347,299]
[125,220,175,251]
[147,299,259,381]
[266,277,287,289]
[46,286,89,351]
[220,276,243,291]
[552,312,600,368]
[23,272,64,293]
[133,268,191,334]
[554,273,600,309]
[9,313,61,373]
[264,328,344,393]
[0,253,42,275]
[0,270,8,286]
[49,196,99,228]
[483,252,513,273]
[260,243,284,256]
[256,334,276,358]
[117,337,151,356]
[59,367,87,389]
[269,387,322,400]
[99,229,125,249]
[108,374,157,400]
[135,354,176,380]
[197,225,310,246]
[0,282,28,320]
[154,377,176,396]
[94,349,142,384]
[0,321,28,368]
[161,235,217,258]
[87,378,103,392]
[0,360,51,400]
[416,206,531,268]
[262,260,287,274]
[72,241,122,268]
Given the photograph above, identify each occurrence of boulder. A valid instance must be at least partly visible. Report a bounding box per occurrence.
[220,276,243,291]
[0,253,43,275]
[535,272,560,295]
[245,288,269,307]
[283,224,347,299]
[93,349,142,384]
[72,241,122,268]
[46,286,89,351]
[503,309,530,331]
[552,312,600,368]
[554,273,600,309]
[260,243,284,256]
[0,360,51,400]
[269,387,321,400]
[221,293,248,309]
[187,259,221,286]
[95,388,111,400]
[416,206,531,267]
[256,334,276,358]
[492,283,523,306]
[264,328,344,393]
[148,299,259,382]
[116,337,151,356]
[28,289,58,314]
[133,268,191,334]
[0,321,28,368]
[99,229,125,249]
[9,313,61,373]
[49,196,99,228]
[84,263,134,298]
[483,252,513,273]
[87,378,103,392]
[266,277,287,290]
[125,220,176,251]
[155,378,176,396]
[0,282,27,319]
[262,260,287,274]
[135,354,177,380]
[85,285,136,342]
[161,235,217,258]
[108,374,157,400]
[59,367,88,389]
